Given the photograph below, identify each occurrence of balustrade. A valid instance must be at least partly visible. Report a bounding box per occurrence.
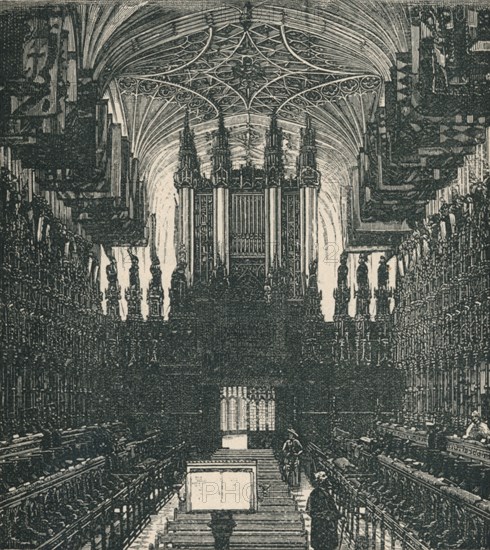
[308,429,490,549]
[0,422,188,550]
[308,443,433,550]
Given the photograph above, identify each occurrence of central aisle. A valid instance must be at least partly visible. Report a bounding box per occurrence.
[160,448,308,549]
[128,448,355,550]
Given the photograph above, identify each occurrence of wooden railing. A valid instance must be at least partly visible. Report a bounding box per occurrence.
[375,454,490,539]
[308,442,432,550]
[1,442,188,550]
[0,456,106,510]
[36,442,188,550]
[310,428,490,549]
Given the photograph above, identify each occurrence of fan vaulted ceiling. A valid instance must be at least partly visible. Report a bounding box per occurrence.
[69,0,412,319]
[92,1,409,172]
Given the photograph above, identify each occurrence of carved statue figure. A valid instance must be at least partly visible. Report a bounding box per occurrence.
[170,250,188,307]
[308,257,318,289]
[377,256,389,288]
[337,251,348,288]
[355,253,371,317]
[149,256,162,290]
[127,248,140,289]
[106,256,118,286]
[357,253,369,289]
[264,273,272,304]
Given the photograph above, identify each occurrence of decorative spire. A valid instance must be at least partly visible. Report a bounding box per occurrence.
[212,111,232,187]
[125,248,143,320]
[264,110,284,187]
[174,109,201,189]
[147,214,164,320]
[105,254,121,320]
[304,257,323,320]
[297,114,320,187]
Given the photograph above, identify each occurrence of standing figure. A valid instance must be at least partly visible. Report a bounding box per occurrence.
[282,428,303,487]
[307,471,342,550]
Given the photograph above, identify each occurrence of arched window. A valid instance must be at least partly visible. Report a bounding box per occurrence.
[220,386,275,433]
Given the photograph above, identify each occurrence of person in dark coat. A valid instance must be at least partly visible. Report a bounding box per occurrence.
[306,471,342,550]
[282,428,303,486]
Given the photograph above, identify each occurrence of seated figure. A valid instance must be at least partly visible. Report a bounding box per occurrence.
[464,411,490,442]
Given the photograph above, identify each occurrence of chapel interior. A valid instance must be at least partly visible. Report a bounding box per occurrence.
[0,1,489,549]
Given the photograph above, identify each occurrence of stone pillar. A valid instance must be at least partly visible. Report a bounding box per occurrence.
[213,186,229,272]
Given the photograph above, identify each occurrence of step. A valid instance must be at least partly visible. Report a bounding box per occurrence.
[164,531,306,549]
[174,511,302,522]
[168,523,302,535]
[162,544,307,549]
[162,450,307,550]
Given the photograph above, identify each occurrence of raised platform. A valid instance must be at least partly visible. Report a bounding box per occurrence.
[159,448,308,549]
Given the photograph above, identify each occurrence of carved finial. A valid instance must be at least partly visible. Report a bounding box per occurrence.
[127,247,140,289]
[297,114,319,186]
[212,111,232,186]
[174,111,200,189]
[184,107,190,130]
[264,110,284,185]
[148,217,164,321]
